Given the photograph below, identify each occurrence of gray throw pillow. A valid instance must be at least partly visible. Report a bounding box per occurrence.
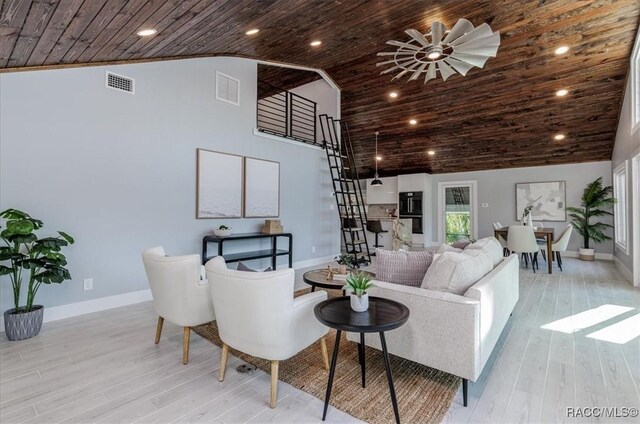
[375,249,434,287]
[237,262,273,272]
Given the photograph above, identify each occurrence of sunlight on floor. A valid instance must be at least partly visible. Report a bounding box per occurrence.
[540,304,634,334]
[586,313,640,344]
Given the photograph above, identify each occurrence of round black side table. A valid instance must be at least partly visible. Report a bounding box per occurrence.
[314,296,410,424]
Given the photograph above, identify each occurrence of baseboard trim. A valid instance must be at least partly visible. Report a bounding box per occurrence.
[562,250,613,260]
[0,254,337,333]
[613,255,634,285]
[0,289,153,333]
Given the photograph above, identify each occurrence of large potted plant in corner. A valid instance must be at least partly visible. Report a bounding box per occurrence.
[567,177,615,261]
[0,209,74,340]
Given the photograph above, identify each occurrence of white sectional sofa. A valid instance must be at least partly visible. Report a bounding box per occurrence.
[346,247,519,406]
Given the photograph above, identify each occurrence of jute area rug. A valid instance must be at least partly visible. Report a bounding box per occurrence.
[192,293,459,424]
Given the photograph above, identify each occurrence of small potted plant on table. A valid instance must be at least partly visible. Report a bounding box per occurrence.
[333,254,354,274]
[567,177,615,261]
[214,225,232,237]
[1,209,74,340]
[343,272,375,312]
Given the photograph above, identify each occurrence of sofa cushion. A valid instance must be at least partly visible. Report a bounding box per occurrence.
[421,250,493,295]
[451,239,472,249]
[436,244,463,254]
[464,237,503,267]
[375,249,434,287]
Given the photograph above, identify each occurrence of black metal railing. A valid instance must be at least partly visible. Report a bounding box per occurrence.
[257,82,318,146]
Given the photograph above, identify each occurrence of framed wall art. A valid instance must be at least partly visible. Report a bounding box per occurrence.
[196,149,243,219]
[244,157,280,218]
[515,181,566,221]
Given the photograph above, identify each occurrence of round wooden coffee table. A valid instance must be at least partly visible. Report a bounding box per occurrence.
[302,269,375,295]
[314,296,410,424]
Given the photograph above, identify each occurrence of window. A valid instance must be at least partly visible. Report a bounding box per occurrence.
[632,30,640,133]
[613,162,628,254]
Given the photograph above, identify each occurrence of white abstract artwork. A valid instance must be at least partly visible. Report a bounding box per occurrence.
[197,149,243,218]
[516,181,566,221]
[244,157,279,218]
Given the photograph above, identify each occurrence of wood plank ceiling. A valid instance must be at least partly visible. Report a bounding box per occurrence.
[1,0,638,176]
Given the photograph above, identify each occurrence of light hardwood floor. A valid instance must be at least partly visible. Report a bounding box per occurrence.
[1,258,638,424]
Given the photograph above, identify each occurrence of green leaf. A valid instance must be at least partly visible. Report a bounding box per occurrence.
[0,265,13,275]
[6,219,35,235]
[58,231,74,244]
[0,209,29,220]
[7,233,37,244]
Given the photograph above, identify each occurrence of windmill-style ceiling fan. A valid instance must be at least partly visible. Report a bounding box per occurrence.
[377,19,500,83]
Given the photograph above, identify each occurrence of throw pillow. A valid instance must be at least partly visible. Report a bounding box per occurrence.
[451,239,472,249]
[421,250,493,295]
[237,262,273,272]
[375,249,434,287]
[436,244,463,254]
[464,236,503,267]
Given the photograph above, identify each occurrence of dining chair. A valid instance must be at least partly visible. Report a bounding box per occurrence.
[205,256,329,408]
[552,225,573,271]
[492,222,509,256]
[507,226,540,272]
[142,246,216,364]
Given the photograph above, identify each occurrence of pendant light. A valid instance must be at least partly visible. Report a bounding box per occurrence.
[371,131,383,187]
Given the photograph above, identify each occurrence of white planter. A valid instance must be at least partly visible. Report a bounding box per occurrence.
[214,228,232,237]
[350,293,369,312]
[579,248,595,261]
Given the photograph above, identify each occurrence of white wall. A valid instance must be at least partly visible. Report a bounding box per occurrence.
[428,161,615,254]
[611,75,640,283]
[289,78,339,143]
[0,57,340,313]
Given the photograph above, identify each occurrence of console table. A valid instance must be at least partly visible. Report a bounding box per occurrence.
[201,232,293,269]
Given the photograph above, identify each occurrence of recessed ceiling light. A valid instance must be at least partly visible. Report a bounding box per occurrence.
[409,119,417,125]
[136,29,157,37]
[389,91,398,98]
[554,134,565,141]
[376,156,382,161]
[245,28,259,35]
[554,45,569,55]
[428,150,435,156]
[310,40,322,47]
[556,89,569,97]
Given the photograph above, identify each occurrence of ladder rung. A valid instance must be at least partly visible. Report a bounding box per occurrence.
[328,153,348,159]
[330,166,350,170]
[334,178,354,183]
[351,239,366,244]
[343,227,363,231]
[335,191,356,194]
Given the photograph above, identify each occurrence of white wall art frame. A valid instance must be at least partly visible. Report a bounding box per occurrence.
[196,149,244,219]
[244,157,280,218]
[516,181,566,221]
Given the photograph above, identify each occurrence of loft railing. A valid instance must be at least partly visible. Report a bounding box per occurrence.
[257,81,319,146]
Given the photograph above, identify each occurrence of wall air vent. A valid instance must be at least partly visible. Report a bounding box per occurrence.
[106,72,134,94]
[216,71,240,106]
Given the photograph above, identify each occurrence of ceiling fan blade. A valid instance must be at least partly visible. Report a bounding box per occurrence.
[443,57,474,76]
[377,51,414,56]
[437,61,456,81]
[453,32,500,51]
[431,21,446,45]
[405,29,430,47]
[454,45,500,57]
[448,23,493,46]
[376,57,414,67]
[448,52,490,67]
[386,40,421,50]
[392,62,422,80]
[424,62,437,83]
[442,18,474,44]
[409,62,428,81]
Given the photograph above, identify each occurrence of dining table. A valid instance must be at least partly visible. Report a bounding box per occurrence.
[494,226,555,274]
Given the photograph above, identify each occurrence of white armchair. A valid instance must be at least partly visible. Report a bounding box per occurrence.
[142,246,215,364]
[205,256,329,408]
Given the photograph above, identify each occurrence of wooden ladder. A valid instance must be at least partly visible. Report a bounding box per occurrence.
[319,114,371,267]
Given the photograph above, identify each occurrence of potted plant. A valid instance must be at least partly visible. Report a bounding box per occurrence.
[567,177,615,261]
[214,225,232,237]
[343,272,375,312]
[0,209,74,340]
[333,254,354,274]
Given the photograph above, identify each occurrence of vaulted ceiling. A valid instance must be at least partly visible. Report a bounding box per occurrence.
[1,0,638,175]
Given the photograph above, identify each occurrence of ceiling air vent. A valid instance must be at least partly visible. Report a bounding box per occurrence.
[216,71,240,106]
[106,71,134,94]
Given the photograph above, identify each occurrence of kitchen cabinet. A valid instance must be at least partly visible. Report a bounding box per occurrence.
[398,173,428,192]
[365,177,398,204]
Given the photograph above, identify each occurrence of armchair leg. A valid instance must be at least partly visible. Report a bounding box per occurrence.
[182,327,191,365]
[320,337,330,370]
[155,316,164,344]
[219,343,229,382]
[270,360,279,408]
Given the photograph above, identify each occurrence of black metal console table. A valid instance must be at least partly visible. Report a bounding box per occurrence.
[201,232,293,269]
